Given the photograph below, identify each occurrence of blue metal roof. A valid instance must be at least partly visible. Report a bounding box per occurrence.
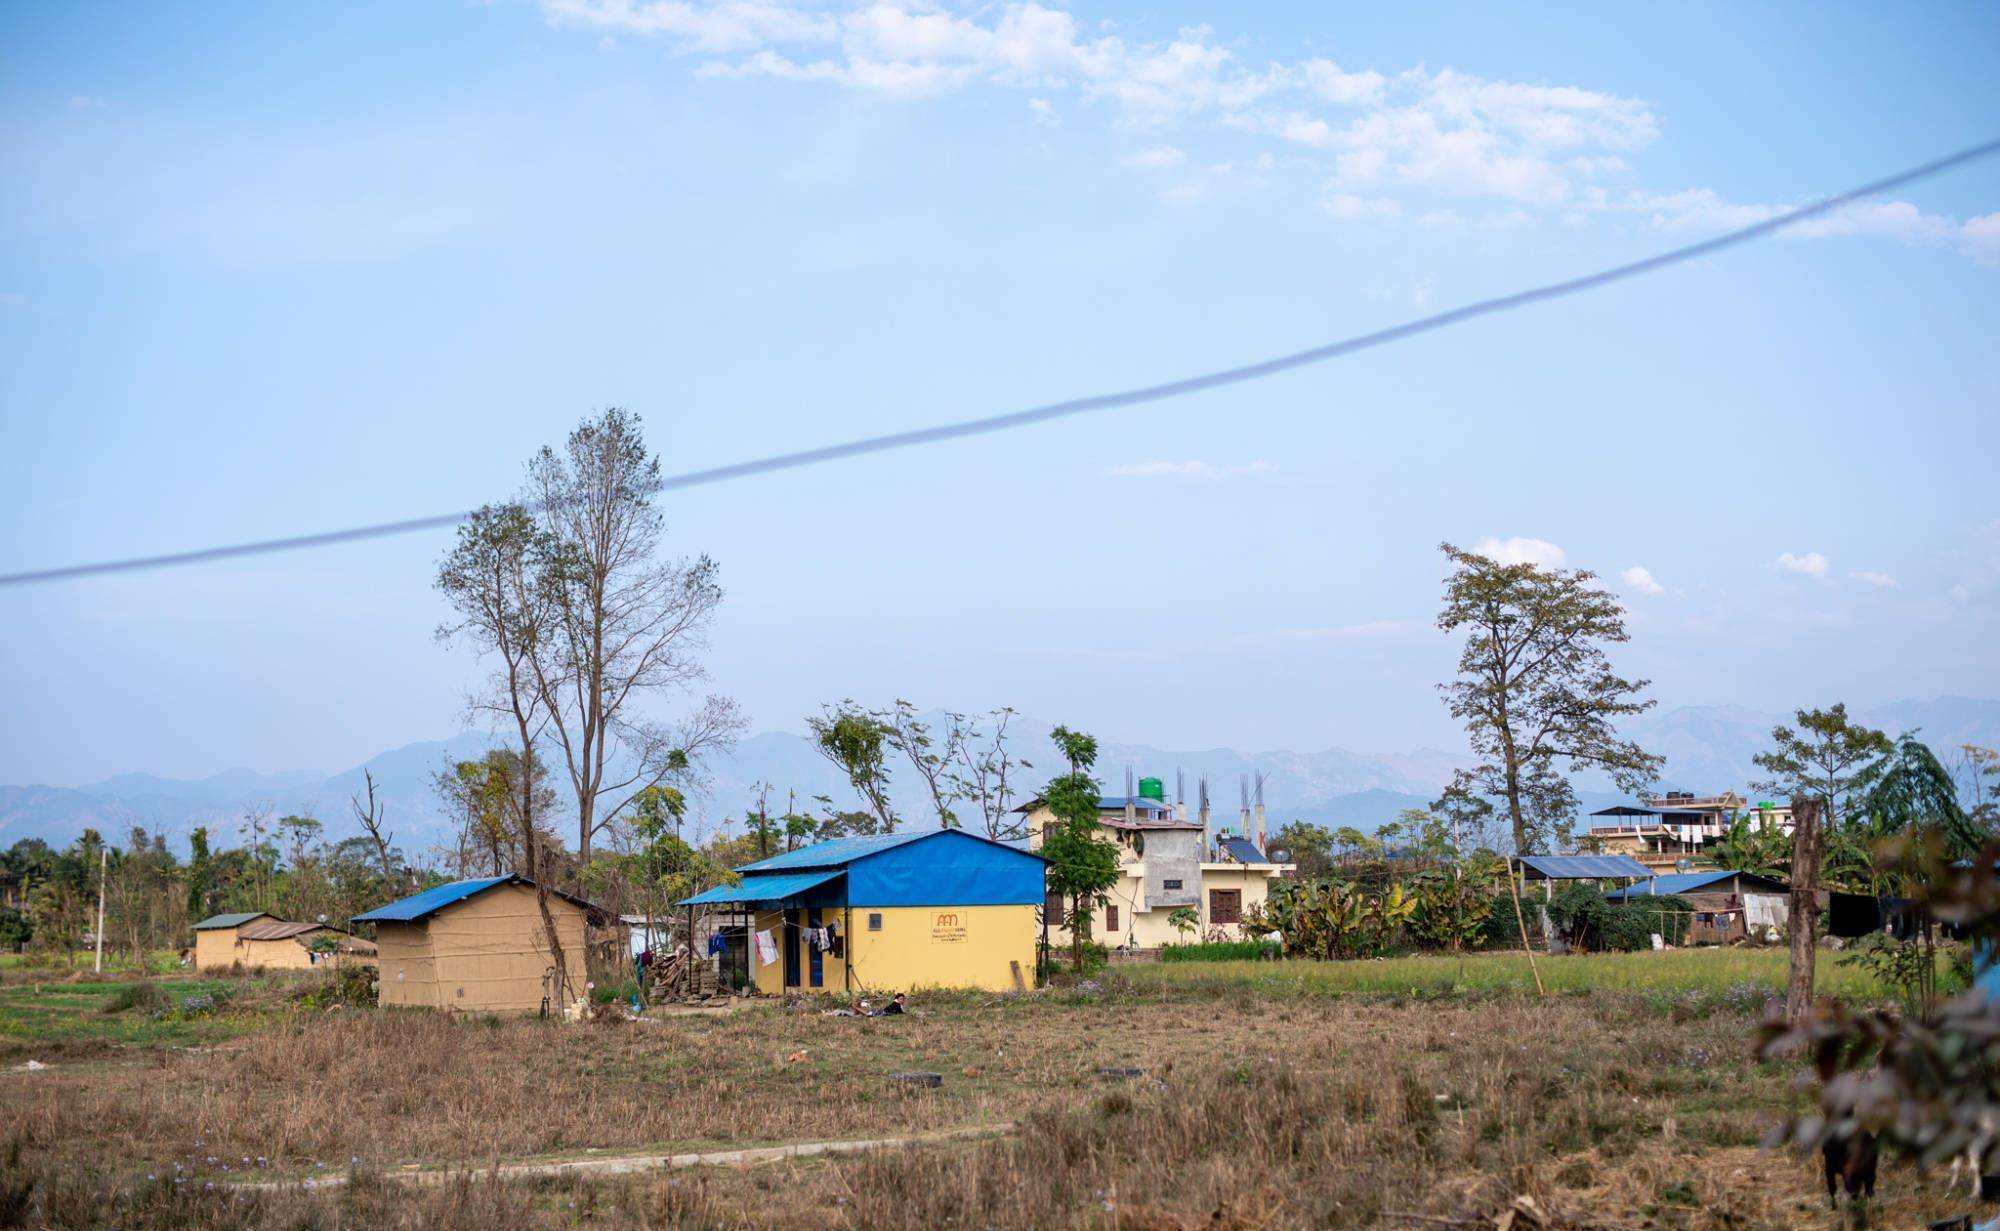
[352,875,603,924]
[1517,854,1652,880]
[737,831,934,872]
[1605,870,1789,901]
[680,869,845,907]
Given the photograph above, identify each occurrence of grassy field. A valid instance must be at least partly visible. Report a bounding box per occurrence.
[0,950,1980,1229]
[1113,945,1886,1004]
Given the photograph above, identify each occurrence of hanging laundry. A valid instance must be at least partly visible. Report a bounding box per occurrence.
[754,928,778,967]
[707,933,725,956]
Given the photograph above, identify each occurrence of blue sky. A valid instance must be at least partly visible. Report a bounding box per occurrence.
[1,0,1996,787]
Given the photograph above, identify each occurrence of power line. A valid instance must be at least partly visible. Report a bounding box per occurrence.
[6,136,1998,590]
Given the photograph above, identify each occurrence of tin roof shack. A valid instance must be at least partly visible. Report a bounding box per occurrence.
[680,830,1045,995]
[1606,870,1792,944]
[1513,856,1654,952]
[235,920,378,970]
[354,876,605,1013]
[192,911,275,971]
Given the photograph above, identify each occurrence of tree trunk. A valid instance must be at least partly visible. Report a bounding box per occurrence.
[1784,795,1823,1021]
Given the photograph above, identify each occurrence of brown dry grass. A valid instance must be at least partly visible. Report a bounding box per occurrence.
[0,982,1985,1228]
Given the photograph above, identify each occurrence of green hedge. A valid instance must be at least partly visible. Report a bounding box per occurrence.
[1159,940,1282,962]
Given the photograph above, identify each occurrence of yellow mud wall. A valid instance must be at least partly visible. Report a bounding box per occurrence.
[237,936,317,970]
[425,883,590,1013]
[847,904,1035,993]
[193,928,242,971]
[373,921,438,1008]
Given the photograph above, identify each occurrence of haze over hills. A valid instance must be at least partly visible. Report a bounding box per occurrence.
[2,698,1994,856]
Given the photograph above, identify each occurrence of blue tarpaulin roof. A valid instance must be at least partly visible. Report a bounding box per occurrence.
[681,869,845,907]
[1605,870,1789,901]
[353,875,602,924]
[1517,854,1652,880]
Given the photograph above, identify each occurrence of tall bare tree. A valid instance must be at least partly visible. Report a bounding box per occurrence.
[524,409,741,859]
[882,701,968,828]
[349,769,397,889]
[953,707,1032,840]
[1435,543,1662,854]
[809,701,898,832]
[436,502,573,1006]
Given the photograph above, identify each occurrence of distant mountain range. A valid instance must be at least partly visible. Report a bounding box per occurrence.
[3,697,1995,856]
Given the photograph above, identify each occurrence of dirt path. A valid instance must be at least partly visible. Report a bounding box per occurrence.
[235,1122,1015,1190]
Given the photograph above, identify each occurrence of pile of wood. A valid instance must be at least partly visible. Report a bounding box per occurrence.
[648,944,720,1001]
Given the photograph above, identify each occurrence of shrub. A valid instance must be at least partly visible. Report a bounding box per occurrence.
[100,983,169,1015]
[1546,883,1690,951]
[1159,940,1281,962]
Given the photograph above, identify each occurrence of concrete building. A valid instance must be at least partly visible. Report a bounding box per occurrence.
[680,830,1046,995]
[1016,774,1292,949]
[353,876,604,1013]
[1586,792,1794,870]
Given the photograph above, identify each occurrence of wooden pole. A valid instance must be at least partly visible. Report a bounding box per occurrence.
[1506,857,1546,1000]
[1784,795,1823,1021]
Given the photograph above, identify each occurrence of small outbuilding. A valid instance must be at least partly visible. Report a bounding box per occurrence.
[679,830,1045,995]
[192,911,275,970]
[1606,870,1792,943]
[354,875,606,1013]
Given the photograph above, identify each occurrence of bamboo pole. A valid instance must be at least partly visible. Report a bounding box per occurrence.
[1506,857,1546,1000]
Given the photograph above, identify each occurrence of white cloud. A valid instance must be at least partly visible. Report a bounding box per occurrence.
[1320,192,1398,220]
[1473,536,1566,569]
[1107,459,1276,481]
[1619,565,1665,595]
[1952,583,1972,603]
[540,2,2000,264]
[1848,570,1899,589]
[1122,145,1184,168]
[1775,551,1831,578]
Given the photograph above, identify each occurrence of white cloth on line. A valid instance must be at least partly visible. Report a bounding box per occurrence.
[754,928,778,966]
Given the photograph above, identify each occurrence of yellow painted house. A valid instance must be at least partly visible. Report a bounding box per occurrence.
[679,830,1045,995]
[1018,782,1292,949]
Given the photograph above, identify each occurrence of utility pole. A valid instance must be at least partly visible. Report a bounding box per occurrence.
[1784,794,1823,1021]
[93,843,107,975]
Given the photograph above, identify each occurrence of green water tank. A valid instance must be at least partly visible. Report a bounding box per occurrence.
[1137,776,1165,801]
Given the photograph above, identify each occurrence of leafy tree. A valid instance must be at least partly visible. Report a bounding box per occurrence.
[1268,821,1333,879]
[1038,727,1120,969]
[1857,731,1981,862]
[1708,812,1792,878]
[1407,852,1504,952]
[809,701,898,831]
[185,827,213,919]
[1749,703,1890,836]
[1167,906,1200,943]
[1435,543,1662,855]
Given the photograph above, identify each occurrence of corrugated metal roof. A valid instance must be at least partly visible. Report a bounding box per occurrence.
[351,875,602,924]
[679,869,846,906]
[238,920,325,942]
[1517,854,1652,879]
[1605,870,1789,901]
[738,832,933,872]
[193,911,269,931]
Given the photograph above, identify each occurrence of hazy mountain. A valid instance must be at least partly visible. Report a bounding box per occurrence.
[4,697,1995,855]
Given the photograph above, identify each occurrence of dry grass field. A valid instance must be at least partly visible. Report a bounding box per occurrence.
[0,952,1981,1229]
